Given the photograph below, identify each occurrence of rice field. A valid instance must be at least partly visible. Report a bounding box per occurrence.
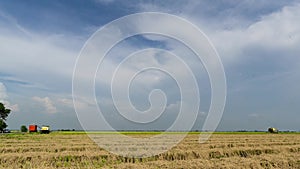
[0,132,299,168]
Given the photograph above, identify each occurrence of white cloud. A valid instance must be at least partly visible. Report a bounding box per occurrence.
[0,33,76,76]
[0,10,78,95]
[32,96,57,114]
[136,2,300,67]
[58,96,96,112]
[209,4,300,63]
[58,98,73,107]
[0,82,19,112]
[0,83,7,99]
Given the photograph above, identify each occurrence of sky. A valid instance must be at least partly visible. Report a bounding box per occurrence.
[0,0,299,131]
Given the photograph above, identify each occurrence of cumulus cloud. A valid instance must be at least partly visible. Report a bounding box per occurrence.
[32,96,57,114]
[209,4,300,63]
[0,82,19,112]
[58,98,73,107]
[58,97,93,110]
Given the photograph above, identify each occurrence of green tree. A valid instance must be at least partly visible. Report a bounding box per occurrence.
[0,102,11,132]
[20,125,28,132]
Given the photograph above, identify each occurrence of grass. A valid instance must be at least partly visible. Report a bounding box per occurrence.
[0,132,299,168]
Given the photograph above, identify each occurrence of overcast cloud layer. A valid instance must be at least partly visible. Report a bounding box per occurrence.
[0,0,299,131]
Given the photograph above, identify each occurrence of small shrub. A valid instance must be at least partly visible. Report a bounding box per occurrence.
[20,125,28,132]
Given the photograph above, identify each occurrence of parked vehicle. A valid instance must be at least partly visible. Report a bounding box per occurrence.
[268,127,278,133]
[3,129,10,133]
[28,124,50,134]
[41,126,50,134]
[29,125,38,132]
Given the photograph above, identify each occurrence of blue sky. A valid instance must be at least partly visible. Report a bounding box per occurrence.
[0,0,299,131]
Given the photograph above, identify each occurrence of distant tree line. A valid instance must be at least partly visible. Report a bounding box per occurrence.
[57,129,76,131]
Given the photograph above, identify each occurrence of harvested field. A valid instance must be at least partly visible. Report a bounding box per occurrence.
[0,132,299,168]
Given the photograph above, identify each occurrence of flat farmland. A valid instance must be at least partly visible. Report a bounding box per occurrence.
[0,132,299,169]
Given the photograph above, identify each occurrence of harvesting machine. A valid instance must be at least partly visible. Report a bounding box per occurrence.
[28,124,50,134]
